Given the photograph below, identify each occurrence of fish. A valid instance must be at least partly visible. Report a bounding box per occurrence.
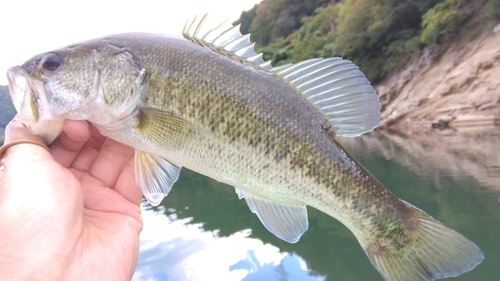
[6,15,483,281]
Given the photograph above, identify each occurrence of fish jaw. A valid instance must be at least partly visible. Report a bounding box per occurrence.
[6,41,147,144]
[7,66,64,144]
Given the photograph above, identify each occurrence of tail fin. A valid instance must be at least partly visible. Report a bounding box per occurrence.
[360,204,484,281]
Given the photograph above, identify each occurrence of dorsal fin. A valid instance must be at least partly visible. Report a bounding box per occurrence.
[272,58,381,136]
[183,14,380,137]
[183,14,272,69]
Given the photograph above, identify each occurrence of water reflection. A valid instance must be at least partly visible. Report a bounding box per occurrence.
[1,105,498,280]
[133,204,325,281]
[133,127,500,281]
[338,127,500,191]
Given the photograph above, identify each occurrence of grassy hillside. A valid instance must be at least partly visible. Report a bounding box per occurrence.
[236,0,500,83]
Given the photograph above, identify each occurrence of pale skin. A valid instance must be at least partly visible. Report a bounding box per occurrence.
[0,120,143,281]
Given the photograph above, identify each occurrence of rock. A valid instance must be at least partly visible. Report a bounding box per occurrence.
[376,22,500,130]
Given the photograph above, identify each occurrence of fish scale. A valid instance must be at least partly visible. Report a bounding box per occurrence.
[134,37,473,278]
[5,16,484,281]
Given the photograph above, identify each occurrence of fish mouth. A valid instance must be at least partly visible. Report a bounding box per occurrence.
[8,67,34,117]
[7,66,64,144]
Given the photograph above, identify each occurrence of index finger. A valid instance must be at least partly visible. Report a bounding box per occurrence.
[49,120,92,168]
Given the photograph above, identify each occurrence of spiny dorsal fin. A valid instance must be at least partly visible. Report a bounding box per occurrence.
[183,14,380,137]
[183,14,272,69]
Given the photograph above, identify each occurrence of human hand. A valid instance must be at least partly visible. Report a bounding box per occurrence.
[0,119,143,281]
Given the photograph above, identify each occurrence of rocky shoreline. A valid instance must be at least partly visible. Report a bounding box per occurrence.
[376,22,500,131]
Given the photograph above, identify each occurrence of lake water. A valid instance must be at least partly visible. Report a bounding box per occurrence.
[132,127,500,281]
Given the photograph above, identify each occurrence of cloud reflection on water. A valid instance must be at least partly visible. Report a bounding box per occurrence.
[133,204,325,281]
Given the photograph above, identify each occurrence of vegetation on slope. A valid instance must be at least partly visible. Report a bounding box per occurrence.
[0,85,16,144]
[0,86,15,126]
[236,0,500,83]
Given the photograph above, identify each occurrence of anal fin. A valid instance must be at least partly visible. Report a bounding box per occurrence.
[236,188,308,243]
[135,150,181,206]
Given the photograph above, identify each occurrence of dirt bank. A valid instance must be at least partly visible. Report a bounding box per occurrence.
[376,22,500,130]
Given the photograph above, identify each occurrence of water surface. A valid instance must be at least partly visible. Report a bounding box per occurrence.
[133,128,500,281]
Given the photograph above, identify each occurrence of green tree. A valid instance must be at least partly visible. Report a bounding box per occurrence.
[238,0,497,82]
[249,0,330,47]
[291,5,338,61]
[233,5,257,35]
[482,0,500,19]
[420,0,463,44]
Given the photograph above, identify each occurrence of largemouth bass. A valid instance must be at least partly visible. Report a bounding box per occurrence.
[6,16,483,280]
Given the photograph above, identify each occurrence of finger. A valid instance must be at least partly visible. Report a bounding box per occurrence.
[70,125,108,173]
[50,120,92,168]
[0,120,69,206]
[0,119,50,160]
[89,138,135,188]
[114,157,143,206]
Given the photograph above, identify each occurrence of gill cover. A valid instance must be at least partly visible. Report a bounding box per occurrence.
[92,45,146,121]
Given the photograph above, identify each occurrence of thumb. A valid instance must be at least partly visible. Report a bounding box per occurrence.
[0,119,74,209]
[0,120,82,279]
[0,119,50,160]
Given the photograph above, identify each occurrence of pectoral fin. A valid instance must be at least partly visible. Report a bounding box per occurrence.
[135,150,181,206]
[137,108,192,148]
[236,189,308,243]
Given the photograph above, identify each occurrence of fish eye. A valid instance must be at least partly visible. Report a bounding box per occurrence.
[40,53,62,74]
